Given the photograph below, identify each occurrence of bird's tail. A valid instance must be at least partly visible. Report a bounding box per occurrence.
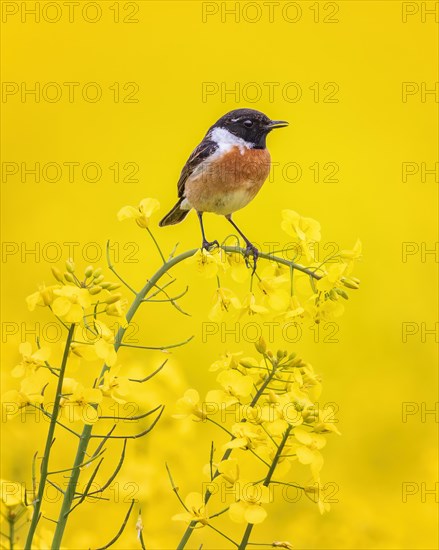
[159,198,190,226]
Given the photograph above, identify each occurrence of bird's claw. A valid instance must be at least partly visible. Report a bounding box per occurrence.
[201,239,220,251]
[244,243,259,274]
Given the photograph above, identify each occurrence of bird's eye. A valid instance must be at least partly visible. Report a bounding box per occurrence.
[243,120,253,128]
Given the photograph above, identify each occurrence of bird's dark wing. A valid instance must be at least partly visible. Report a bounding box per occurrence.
[177,139,218,197]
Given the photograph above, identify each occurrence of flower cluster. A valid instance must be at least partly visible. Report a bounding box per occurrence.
[185,210,361,324]
[115,199,361,326]
[172,339,340,548]
[1,198,359,549]
[2,200,175,549]
[2,260,132,424]
[0,480,31,548]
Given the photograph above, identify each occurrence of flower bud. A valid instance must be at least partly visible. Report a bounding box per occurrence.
[94,275,105,284]
[334,288,349,300]
[93,268,102,279]
[89,285,102,295]
[64,272,75,283]
[51,267,64,283]
[100,282,111,289]
[84,265,94,278]
[107,282,121,291]
[285,356,301,368]
[239,359,258,368]
[105,293,122,304]
[342,277,360,290]
[255,336,266,354]
[65,259,75,273]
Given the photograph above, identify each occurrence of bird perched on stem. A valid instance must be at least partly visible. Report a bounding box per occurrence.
[159,108,288,268]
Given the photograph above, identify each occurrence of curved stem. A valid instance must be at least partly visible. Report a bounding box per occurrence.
[237,426,293,550]
[147,227,167,264]
[177,356,277,549]
[50,249,199,548]
[222,246,323,280]
[24,324,75,550]
[48,245,321,549]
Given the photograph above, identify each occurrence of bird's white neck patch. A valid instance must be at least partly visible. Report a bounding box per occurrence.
[210,127,253,153]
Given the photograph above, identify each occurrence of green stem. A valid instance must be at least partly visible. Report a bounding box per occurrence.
[9,514,14,550]
[24,323,75,550]
[222,246,324,280]
[147,227,167,264]
[206,523,238,547]
[50,249,200,548]
[237,426,293,550]
[238,525,253,550]
[49,245,321,548]
[177,358,278,549]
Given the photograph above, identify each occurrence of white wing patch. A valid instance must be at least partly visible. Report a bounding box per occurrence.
[180,198,191,210]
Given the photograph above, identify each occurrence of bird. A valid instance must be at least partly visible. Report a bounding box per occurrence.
[159,108,288,264]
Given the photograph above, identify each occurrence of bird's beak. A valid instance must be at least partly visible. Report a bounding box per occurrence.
[266,120,289,130]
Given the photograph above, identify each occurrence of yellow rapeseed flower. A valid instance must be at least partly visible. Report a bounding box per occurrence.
[304,479,332,514]
[205,369,254,408]
[281,210,321,263]
[172,492,209,526]
[187,248,227,279]
[208,287,241,322]
[92,320,117,366]
[117,197,160,228]
[229,482,271,524]
[217,458,240,485]
[224,423,267,450]
[98,365,130,404]
[0,479,29,525]
[292,427,326,479]
[260,393,304,436]
[238,293,269,317]
[316,263,348,293]
[173,389,207,420]
[11,342,51,378]
[227,252,250,283]
[26,284,58,311]
[339,238,362,271]
[2,374,45,417]
[258,273,290,311]
[209,352,243,372]
[52,285,91,323]
[60,378,102,424]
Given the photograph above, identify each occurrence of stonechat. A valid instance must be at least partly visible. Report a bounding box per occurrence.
[159,108,288,262]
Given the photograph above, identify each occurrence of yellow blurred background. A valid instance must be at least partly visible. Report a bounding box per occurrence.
[1,1,437,548]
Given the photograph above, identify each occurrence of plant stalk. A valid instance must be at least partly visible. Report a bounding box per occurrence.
[237,426,293,550]
[24,323,75,550]
[50,249,200,548]
[48,245,320,548]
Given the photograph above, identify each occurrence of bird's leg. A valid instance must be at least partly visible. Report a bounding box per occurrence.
[225,214,258,272]
[197,211,219,250]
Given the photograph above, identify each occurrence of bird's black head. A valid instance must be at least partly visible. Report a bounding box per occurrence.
[210,108,288,149]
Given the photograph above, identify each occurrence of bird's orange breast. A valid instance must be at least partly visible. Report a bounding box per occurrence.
[185,147,271,215]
